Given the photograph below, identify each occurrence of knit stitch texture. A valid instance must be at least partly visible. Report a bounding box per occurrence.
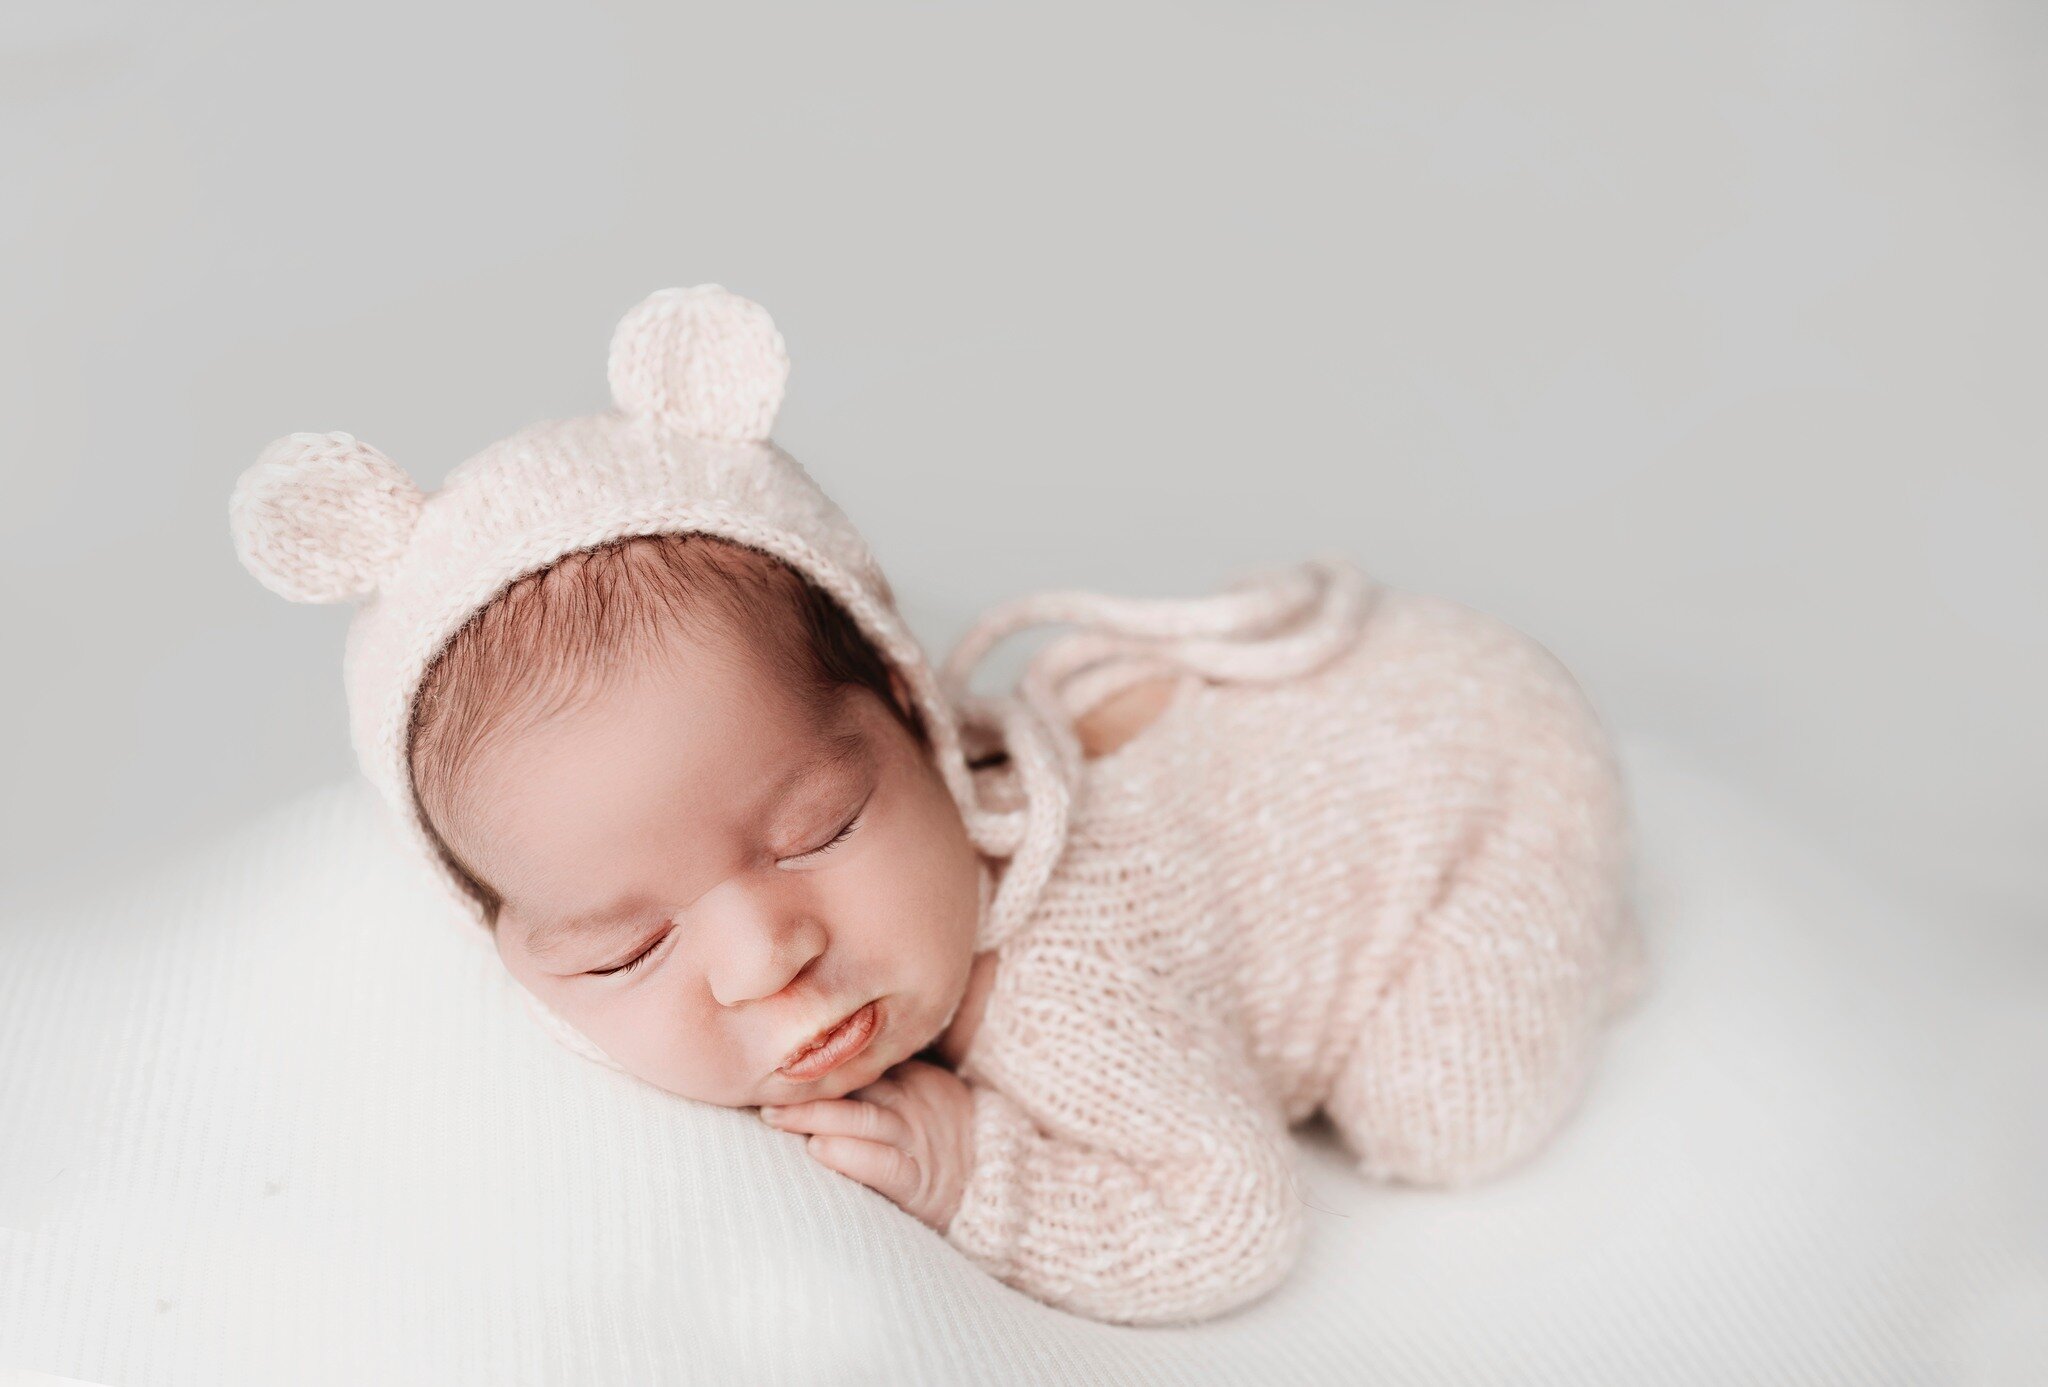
[932,558,1645,1325]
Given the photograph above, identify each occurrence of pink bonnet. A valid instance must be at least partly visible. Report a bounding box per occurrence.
[229,286,1050,1066]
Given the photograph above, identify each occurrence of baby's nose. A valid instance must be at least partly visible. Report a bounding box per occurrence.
[696,880,826,1007]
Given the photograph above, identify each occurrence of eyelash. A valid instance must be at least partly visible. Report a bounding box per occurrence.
[585,804,867,979]
[791,806,865,864]
[589,934,664,978]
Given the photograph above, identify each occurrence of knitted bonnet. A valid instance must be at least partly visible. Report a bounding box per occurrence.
[228,285,1066,1068]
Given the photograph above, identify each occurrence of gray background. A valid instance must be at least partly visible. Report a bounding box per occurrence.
[3,1,2042,947]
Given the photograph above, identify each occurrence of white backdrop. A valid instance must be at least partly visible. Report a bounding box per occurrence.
[2,1,2042,947]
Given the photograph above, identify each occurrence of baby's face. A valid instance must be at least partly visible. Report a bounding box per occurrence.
[455,627,987,1108]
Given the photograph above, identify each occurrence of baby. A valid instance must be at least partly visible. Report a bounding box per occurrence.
[230,285,1647,1328]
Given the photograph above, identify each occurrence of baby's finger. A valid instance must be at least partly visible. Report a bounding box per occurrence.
[847,1076,905,1109]
[760,1098,909,1147]
[805,1135,921,1207]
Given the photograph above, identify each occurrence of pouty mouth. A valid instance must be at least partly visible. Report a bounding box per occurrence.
[775,1000,882,1081]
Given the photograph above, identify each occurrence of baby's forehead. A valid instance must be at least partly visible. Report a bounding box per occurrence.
[468,661,869,840]
[527,619,810,740]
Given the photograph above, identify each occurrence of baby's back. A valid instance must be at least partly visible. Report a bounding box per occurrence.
[1049,586,1635,1125]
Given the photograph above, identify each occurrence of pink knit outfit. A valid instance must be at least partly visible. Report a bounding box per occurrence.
[932,558,1646,1325]
[228,286,1645,1330]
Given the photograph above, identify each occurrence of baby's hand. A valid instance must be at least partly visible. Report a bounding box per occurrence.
[760,1059,976,1234]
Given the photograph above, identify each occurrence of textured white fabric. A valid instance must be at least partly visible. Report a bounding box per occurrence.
[0,732,2039,1385]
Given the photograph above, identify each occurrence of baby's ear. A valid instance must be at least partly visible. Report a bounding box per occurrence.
[886,665,915,722]
[606,284,789,442]
[229,431,425,603]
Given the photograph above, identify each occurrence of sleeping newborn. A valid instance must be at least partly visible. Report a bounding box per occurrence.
[405,535,1644,1327]
[229,284,1646,1328]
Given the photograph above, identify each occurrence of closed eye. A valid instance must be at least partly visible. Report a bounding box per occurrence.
[777,802,867,869]
[588,929,667,978]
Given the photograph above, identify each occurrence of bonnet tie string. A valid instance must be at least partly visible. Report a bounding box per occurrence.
[939,556,1380,951]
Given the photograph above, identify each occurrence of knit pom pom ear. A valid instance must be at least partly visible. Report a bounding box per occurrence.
[607,284,789,442]
[230,431,424,603]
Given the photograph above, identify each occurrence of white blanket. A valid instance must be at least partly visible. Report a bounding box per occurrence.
[0,733,2039,1385]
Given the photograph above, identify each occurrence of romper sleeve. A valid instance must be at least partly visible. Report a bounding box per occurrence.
[941,955,1305,1327]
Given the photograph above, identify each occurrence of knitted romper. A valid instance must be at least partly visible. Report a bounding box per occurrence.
[930,556,1646,1327]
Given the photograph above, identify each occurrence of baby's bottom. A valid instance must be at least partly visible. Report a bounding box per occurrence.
[1320,839,1641,1189]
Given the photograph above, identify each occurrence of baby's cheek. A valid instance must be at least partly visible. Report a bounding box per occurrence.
[878,815,978,933]
[564,983,704,1092]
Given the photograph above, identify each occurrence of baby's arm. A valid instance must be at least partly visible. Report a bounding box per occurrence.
[760,957,1301,1324]
[940,959,1305,1327]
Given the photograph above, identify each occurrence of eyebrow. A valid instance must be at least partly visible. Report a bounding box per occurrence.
[520,721,872,964]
